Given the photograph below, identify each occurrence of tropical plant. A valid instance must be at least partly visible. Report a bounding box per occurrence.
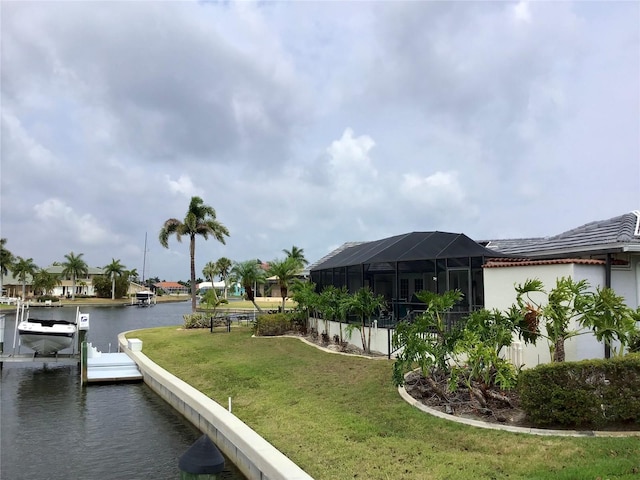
[92,274,129,299]
[230,260,267,312]
[289,280,319,332]
[392,290,464,387]
[202,261,219,298]
[215,257,232,299]
[343,287,386,353]
[316,285,349,342]
[127,268,139,282]
[61,252,88,300]
[103,258,126,300]
[283,245,308,269]
[450,309,519,402]
[267,257,301,312]
[513,277,640,361]
[32,268,61,296]
[0,238,15,297]
[159,196,230,312]
[12,256,38,300]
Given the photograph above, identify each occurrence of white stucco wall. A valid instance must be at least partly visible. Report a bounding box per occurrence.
[484,262,608,367]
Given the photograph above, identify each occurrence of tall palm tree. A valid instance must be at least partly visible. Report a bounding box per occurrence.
[104,258,126,300]
[267,257,301,312]
[61,252,88,300]
[159,196,230,312]
[230,260,266,312]
[12,256,38,300]
[32,268,61,297]
[0,238,15,297]
[283,245,308,269]
[215,256,232,299]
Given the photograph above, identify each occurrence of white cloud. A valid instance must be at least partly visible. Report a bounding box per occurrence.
[33,198,114,245]
[164,175,203,199]
[400,171,465,208]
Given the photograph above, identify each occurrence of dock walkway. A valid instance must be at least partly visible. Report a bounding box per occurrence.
[86,352,142,383]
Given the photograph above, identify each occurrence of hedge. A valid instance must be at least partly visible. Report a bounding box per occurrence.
[517,354,640,428]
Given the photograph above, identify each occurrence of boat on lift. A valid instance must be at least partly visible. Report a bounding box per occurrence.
[17,309,77,355]
[133,290,155,307]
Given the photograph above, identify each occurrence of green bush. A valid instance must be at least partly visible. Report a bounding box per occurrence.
[254,313,294,336]
[36,295,60,303]
[518,354,640,427]
[183,313,210,329]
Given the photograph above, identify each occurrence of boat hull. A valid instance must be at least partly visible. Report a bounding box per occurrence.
[18,321,77,355]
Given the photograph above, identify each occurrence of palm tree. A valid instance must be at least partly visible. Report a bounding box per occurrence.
[230,260,267,312]
[61,252,88,300]
[344,287,387,353]
[215,257,232,299]
[0,238,15,297]
[283,245,308,269]
[12,256,38,300]
[202,261,219,301]
[104,258,126,300]
[159,196,230,312]
[267,257,301,312]
[127,268,139,283]
[32,268,61,297]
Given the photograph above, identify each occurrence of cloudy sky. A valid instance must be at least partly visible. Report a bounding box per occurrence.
[1,1,638,281]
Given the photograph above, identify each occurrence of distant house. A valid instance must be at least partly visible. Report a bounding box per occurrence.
[154,281,189,295]
[482,210,640,365]
[2,265,105,298]
[46,265,104,298]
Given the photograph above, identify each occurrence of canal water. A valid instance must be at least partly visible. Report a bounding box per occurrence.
[0,302,246,479]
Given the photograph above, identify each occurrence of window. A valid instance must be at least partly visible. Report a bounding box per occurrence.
[414,278,424,293]
[400,278,409,300]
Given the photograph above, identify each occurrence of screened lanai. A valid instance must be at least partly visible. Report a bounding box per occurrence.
[309,231,508,326]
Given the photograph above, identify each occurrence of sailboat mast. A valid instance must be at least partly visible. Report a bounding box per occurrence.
[142,232,147,283]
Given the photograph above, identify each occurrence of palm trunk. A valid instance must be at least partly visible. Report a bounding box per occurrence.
[111,276,116,300]
[190,235,197,312]
[553,336,566,362]
[71,275,76,300]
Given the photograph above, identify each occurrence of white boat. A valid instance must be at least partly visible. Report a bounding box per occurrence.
[134,290,155,307]
[18,317,77,355]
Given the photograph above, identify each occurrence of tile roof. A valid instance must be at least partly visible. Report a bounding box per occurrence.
[484,210,640,257]
[484,258,608,268]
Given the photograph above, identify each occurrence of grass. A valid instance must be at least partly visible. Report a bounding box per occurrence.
[131,326,640,480]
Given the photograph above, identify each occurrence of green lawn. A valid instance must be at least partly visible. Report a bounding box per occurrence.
[131,326,640,480]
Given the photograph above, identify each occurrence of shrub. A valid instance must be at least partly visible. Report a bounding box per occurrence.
[254,313,294,336]
[36,295,60,303]
[183,313,210,329]
[518,354,640,427]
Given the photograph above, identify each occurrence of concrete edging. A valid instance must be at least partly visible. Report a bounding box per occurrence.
[118,332,313,480]
[398,384,640,438]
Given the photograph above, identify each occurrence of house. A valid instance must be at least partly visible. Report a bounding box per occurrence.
[310,231,508,324]
[306,211,639,360]
[46,265,104,297]
[154,281,189,295]
[2,265,105,298]
[482,210,640,365]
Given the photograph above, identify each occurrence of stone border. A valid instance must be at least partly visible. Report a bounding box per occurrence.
[118,332,314,480]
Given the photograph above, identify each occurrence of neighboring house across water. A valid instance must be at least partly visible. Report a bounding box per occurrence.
[154,281,189,295]
[482,210,640,366]
[2,265,104,298]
